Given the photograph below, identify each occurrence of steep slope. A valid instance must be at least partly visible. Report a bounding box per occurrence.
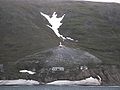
[0,0,60,63]
[16,45,102,67]
[0,0,120,64]
[0,0,120,63]
[0,0,120,85]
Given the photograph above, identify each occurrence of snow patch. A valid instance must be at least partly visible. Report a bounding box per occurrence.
[66,37,74,41]
[40,12,78,42]
[47,76,101,85]
[40,12,66,40]
[19,70,35,75]
[80,65,88,71]
[0,79,39,85]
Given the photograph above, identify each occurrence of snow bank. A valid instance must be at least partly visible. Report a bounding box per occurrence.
[19,70,35,74]
[0,79,39,85]
[47,76,101,85]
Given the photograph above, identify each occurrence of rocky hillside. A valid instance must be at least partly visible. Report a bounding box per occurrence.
[0,0,120,85]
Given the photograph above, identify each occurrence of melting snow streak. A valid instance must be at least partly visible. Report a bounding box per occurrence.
[19,70,35,75]
[40,12,66,40]
[40,12,76,42]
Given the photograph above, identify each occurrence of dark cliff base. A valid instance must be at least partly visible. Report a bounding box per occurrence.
[0,63,120,85]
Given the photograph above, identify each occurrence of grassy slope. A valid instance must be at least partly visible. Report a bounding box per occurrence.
[0,0,120,64]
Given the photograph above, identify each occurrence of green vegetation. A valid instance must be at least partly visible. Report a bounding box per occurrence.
[0,0,120,65]
[0,0,120,85]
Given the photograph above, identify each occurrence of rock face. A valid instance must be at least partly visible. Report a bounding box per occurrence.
[0,0,120,86]
[1,46,117,85]
[0,47,120,85]
[17,46,101,66]
[1,58,120,85]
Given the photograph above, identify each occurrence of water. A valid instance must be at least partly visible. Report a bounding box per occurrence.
[0,85,120,90]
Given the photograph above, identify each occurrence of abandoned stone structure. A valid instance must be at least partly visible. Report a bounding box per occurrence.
[51,67,64,71]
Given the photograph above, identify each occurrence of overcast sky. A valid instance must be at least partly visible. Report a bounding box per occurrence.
[74,0,120,3]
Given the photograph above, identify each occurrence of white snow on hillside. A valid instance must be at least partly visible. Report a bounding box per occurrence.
[47,76,101,85]
[40,12,78,42]
[40,12,66,40]
[19,70,36,74]
[0,79,39,85]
